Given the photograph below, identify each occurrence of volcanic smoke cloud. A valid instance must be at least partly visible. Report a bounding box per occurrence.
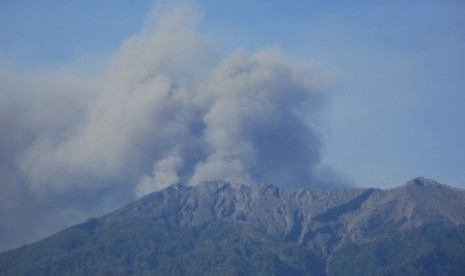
[0,4,344,252]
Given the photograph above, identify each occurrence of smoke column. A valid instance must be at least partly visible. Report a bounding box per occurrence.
[0,4,345,252]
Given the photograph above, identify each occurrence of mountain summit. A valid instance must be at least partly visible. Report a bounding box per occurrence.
[1,178,465,275]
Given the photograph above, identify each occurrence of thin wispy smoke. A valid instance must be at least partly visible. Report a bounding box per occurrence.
[0,4,346,252]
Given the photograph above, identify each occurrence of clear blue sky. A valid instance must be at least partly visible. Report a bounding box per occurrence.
[1,0,464,189]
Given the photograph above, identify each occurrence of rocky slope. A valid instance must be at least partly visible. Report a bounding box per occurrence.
[1,177,465,275]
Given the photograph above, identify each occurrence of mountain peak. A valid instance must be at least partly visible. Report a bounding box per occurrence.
[404,177,443,188]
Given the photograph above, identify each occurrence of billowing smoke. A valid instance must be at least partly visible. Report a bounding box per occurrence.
[0,4,346,252]
[136,48,327,195]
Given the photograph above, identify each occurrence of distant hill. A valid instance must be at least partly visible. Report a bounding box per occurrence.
[1,177,465,275]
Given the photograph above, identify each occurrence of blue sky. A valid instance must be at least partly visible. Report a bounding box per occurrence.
[1,0,464,189]
[203,0,465,188]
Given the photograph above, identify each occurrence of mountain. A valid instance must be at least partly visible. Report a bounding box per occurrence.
[1,177,465,275]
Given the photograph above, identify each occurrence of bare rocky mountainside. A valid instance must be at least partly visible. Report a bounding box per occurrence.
[1,177,465,275]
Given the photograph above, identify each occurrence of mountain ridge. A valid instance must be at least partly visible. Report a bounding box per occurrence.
[1,177,465,275]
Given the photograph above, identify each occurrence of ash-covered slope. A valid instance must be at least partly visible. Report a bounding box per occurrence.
[1,178,465,275]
